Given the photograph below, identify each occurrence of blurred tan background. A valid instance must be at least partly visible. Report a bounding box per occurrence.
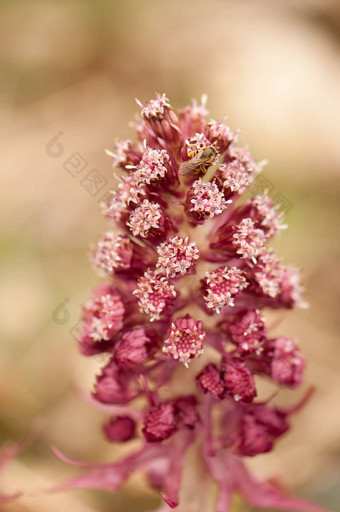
[0,0,340,510]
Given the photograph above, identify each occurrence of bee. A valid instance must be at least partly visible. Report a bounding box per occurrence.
[179,145,218,176]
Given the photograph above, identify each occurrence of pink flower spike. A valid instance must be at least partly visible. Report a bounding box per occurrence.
[70,93,322,511]
[203,266,248,313]
[156,236,199,277]
[133,269,176,321]
[163,315,206,367]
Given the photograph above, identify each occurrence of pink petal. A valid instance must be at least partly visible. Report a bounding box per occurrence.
[0,444,19,473]
[50,444,167,493]
[0,441,30,503]
[75,387,142,420]
[0,492,22,503]
[202,449,235,512]
[201,398,235,512]
[201,395,216,457]
[162,429,196,508]
[232,455,329,512]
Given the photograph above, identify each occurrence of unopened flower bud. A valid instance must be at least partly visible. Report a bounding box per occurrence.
[103,416,136,442]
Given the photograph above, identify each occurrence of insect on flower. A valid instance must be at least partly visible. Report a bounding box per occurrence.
[179,144,218,175]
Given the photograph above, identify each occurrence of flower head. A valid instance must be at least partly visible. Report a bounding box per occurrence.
[59,94,322,512]
[133,269,176,321]
[138,93,171,119]
[91,232,133,276]
[105,139,142,168]
[196,363,226,399]
[185,178,230,223]
[202,265,248,313]
[162,315,205,367]
[222,358,256,403]
[221,309,267,355]
[114,327,158,368]
[79,285,125,355]
[156,236,199,277]
[142,401,178,442]
[185,132,212,158]
[103,416,136,442]
[205,116,237,153]
[270,337,305,388]
[136,93,180,146]
[231,404,290,457]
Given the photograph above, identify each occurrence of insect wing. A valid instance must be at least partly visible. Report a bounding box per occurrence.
[179,153,203,175]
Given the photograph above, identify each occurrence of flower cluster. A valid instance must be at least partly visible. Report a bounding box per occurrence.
[57,94,325,512]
